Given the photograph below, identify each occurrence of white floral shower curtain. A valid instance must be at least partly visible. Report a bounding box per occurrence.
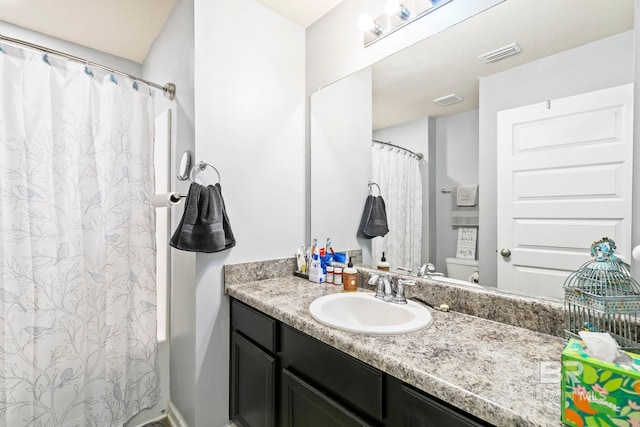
[372,143,422,271]
[0,46,159,426]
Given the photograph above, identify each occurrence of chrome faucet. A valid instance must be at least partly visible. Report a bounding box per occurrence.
[417,263,443,277]
[368,274,415,304]
[369,273,393,301]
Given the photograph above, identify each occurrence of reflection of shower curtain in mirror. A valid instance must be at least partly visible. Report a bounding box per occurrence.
[372,144,422,271]
[0,46,159,426]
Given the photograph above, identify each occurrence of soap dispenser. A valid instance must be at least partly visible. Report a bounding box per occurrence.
[343,257,358,292]
[377,252,390,271]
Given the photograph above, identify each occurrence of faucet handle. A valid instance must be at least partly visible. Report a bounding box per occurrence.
[392,279,415,304]
[368,273,380,285]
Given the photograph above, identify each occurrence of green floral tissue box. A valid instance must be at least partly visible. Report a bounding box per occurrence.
[562,338,640,427]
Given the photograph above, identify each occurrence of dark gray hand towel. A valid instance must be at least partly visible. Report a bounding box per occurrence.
[357,195,389,238]
[357,195,374,239]
[364,195,389,238]
[170,182,236,253]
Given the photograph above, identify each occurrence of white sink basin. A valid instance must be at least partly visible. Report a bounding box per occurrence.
[309,292,432,335]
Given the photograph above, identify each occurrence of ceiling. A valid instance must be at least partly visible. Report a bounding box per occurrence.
[0,0,342,63]
[0,0,177,63]
[255,0,345,28]
[372,0,634,128]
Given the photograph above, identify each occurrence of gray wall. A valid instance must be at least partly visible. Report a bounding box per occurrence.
[194,1,305,426]
[434,109,479,274]
[478,30,635,286]
[141,0,196,425]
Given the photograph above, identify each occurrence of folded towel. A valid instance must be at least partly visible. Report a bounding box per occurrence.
[170,182,235,253]
[456,184,478,207]
[357,195,389,239]
[451,187,479,226]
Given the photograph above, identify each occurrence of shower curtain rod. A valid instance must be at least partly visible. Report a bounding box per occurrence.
[0,33,176,100]
[372,139,423,160]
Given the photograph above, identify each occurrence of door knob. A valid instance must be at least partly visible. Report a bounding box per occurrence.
[500,248,511,258]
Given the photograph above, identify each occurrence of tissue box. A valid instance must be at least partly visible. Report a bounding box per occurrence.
[562,338,640,426]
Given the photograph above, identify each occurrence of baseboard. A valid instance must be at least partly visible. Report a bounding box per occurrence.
[167,401,187,427]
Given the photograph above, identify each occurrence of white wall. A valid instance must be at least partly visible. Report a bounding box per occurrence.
[373,117,430,268]
[478,30,635,286]
[311,67,372,264]
[306,0,503,94]
[194,0,305,426]
[141,0,196,425]
[434,110,479,274]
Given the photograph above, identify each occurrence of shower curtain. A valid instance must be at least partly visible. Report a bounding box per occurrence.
[0,46,159,426]
[372,143,422,271]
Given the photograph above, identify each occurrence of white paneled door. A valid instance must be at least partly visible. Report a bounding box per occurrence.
[497,84,634,300]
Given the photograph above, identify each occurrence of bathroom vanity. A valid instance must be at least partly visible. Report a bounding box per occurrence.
[226,273,566,427]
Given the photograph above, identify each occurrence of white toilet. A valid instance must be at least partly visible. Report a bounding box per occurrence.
[445,257,479,282]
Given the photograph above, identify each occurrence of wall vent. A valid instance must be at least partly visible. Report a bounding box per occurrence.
[433,93,463,106]
[478,42,522,63]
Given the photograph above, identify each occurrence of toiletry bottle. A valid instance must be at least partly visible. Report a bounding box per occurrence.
[343,257,358,292]
[377,252,390,271]
[326,266,334,284]
[334,267,343,286]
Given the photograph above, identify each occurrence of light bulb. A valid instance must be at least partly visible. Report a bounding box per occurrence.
[385,0,410,20]
[357,14,374,32]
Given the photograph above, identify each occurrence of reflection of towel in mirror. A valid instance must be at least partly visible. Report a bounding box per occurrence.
[456,184,478,206]
[357,195,389,239]
[170,182,236,253]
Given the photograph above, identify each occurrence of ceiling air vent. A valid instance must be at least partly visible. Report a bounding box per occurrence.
[478,42,522,63]
[433,93,463,106]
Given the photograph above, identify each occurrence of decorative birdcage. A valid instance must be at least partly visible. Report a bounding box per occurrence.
[564,237,640,353]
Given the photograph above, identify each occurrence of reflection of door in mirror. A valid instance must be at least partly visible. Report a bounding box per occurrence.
[497,84,634,300]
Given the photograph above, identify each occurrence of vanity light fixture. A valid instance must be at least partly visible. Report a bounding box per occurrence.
[359,0,452,47]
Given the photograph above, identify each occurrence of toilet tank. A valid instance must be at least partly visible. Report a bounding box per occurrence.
[445,257,479,281]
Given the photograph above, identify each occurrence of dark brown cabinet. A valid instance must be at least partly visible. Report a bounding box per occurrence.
[229,297,490,427]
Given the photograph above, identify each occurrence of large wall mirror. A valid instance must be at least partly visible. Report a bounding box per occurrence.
[310,0,635,301]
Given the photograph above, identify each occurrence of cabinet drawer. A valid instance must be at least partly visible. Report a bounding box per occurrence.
[231,298,277,353]
[280,324,383,421]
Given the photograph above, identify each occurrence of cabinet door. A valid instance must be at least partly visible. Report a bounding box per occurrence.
[400,384,485,427]
[280,368,375,427]
[230,331,277,427]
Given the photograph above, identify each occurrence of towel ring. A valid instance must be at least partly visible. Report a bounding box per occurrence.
[189,160,221,183]
[368,181,381,196]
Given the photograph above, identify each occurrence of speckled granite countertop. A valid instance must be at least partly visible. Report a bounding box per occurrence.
[226,276,565,427]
